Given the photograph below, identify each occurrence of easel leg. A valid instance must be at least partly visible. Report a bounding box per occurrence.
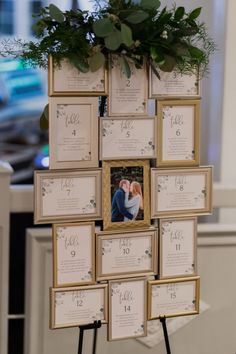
[78,327,84,354]
[160,316,171,354]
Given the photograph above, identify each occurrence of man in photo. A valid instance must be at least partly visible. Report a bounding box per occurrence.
[111,179,133,222]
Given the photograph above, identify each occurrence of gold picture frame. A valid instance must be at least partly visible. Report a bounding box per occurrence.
[34,169,102,224]
[149,67,200,99]
[100,116,156,160]
[52,222,96,287]
[49,96,99,169]
[108,277,147,341]
[96,228,157,281]
[48,56,108,96]
[108,55,148,116]
[148,276,200,320]
[103,160,150,231]
[151,166,213,218]
[156,99,200,167]
[159,217,197,279]
[50,284,108,329]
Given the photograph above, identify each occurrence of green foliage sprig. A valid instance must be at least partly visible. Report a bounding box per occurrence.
[1,0,216,78]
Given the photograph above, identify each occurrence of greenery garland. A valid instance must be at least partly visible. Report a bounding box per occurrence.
[1,0,216,79]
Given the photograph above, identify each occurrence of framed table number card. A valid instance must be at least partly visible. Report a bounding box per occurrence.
[151,167,213,218]
[100,116,156,160]
[49,97,98,169]
[103,160,150,231]
[34,169,102,224]
[156,100,200,167]
[159,217,197,278]
[108,55,148,116]
[108,278,147,341]
[53,222,95,287]
[149,67,200,98]
[50,284,108,329]
[96,228,157,280]
[148,276,200,319]
[48,56,108,96]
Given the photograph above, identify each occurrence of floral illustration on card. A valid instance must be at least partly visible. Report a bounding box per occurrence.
[93,305,104,320]
[161,221,172,235]
[194,187,206,203]
[81,269,93,281]
[56,227,66,240]
[185,150,195,160]
[82,196,96,214]
[57,104,68,119]
[140,138,155,155]
[102,120,115,137]
[55,292,65,306]
[162,106,172,120]
[152,285,160,298]
[101,239,113,255]
[157,176,169,192]
[135,102,146,113]
[185,264,195,273]
[134,323,145,335]
[42,178,54,197]
[185,299,196,311]
[111,283,120,296]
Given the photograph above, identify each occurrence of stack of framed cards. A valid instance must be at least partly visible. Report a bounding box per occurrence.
[34,56,213,343]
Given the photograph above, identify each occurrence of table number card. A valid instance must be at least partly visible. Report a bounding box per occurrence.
[96,229,157,280]
[157,100,200,166]
[48,57,108,96]
[53,222,95,287]
[151,167,213,218]
[109,278,147,341]
[49,97,98,169]
[34,169,102,224]
[148,277,200,319]
[159,217,197,278]
[100,116,156,160]
[50,284,108,329]
[149,67,200,98]
[108,55,148,116]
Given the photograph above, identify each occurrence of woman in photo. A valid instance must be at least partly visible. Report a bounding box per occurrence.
[124,181,143,221]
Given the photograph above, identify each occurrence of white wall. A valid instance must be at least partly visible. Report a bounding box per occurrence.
[220,0,236,223]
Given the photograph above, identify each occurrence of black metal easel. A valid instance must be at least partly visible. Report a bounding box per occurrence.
[160,316,172,354]
[78,320,102,354]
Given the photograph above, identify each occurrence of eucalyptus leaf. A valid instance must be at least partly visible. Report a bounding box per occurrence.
[88,52,105,72]
[119,56,131,79]
[70,56,89,73]
[174,43,189,56]
[40,104,49,131]
[140,0,161,10]
[150,47,164,64]
[49,4,64,23]
[174,7,185,21]
[189,7,202,20]
[32,21,45,36]
[93,18,114,37]
[159,55,176,72]
[105,31,122,51]
[189,46,204,59]
[121,23,133,47]
[126,10,149,24]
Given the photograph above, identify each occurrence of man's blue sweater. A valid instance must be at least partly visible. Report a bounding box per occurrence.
[111,188,133,222]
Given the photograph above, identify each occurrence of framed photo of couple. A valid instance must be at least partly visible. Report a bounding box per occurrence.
[102,160,150,231]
